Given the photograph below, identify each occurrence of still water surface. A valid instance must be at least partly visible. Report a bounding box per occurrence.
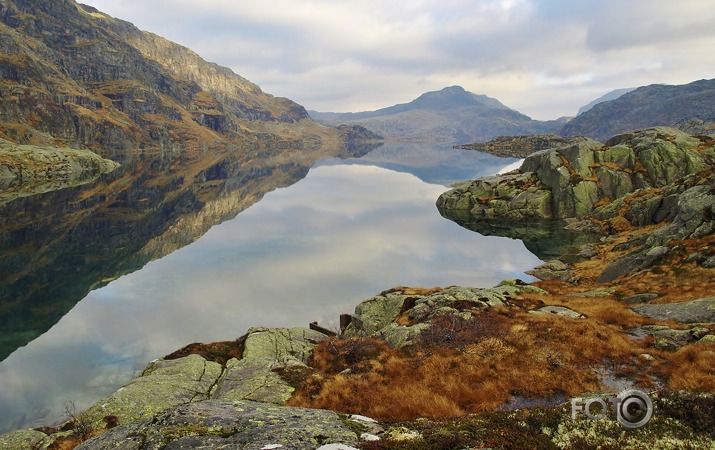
[0,144,542,432]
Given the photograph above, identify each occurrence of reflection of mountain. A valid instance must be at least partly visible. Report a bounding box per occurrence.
[317,142,519,186]
[0,144,367,361]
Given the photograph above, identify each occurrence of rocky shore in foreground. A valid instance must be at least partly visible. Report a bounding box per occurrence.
[2,127,714,449]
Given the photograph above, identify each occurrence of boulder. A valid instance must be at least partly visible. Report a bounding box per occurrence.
[529,306,585,319]
[212,327,327,404]
[241,327,327,365]
[344,292,416,337]
[212,357,295,404]
[76,400,359,450]
[526,260,575,282]
[346,282,546,345]
[630,297,715,323]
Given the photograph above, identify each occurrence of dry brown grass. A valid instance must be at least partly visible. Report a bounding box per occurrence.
[288,307,654,421]
[658,342,715,391]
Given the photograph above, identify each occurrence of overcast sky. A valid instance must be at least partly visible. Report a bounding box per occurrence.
[80,0,714,120]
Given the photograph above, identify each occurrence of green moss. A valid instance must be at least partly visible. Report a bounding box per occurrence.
[357,391,715,450]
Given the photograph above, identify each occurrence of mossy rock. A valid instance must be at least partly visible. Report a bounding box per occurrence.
[79,354,223,428]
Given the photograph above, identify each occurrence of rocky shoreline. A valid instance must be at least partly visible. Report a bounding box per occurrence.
[0,139,120,205]
[2,127,715,449]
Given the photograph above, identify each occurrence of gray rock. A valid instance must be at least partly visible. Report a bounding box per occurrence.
[344,293,413,337]
[76,400,359,450]
[212,357,295,404]
[242,327,327,365]
[630,297,715,323]
[622,293,659,304]
[0,429,51,450]
[527,260,575,282]
[529,306,585,319]
[641,325,694,345]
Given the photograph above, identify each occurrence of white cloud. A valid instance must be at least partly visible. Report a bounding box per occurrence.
[82,0,715,119]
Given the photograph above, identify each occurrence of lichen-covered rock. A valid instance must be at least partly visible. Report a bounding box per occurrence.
[345,282,546,346]
[380,322,430,348]
[75,400,359,450]
[630,297,715,323]
[79,354,223,427]
[344,293,415,337]
[0,139,121,204]
[211,327,327,404]
[0,139,120,182]
[242,327,327,365]
[212,357,295,404]
[526,260,575,282]
[529,305,585,319]
[0,428,51,450]
[437,127,715,227]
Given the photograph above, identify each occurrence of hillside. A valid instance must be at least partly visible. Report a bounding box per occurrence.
[576,87,635,115]
[562,79,715,141]
[0,0,346,157]
[310,86,566,144]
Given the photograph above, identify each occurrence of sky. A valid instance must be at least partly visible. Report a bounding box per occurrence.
[80,0,715,120]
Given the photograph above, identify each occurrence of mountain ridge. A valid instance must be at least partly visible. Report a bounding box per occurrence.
[562,78,715,141]
[0,0,348,157]
[310,86,566,144]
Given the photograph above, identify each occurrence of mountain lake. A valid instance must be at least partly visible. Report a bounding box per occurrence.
[0,143,545,432]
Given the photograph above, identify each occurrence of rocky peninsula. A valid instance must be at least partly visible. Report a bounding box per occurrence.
[2,127,715,449]
[0,139,119,205]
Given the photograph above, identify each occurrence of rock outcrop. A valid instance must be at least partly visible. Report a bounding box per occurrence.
[0,138,119,203]
[453,134,585,158]
[76,400,359,450]
[437,127,713,222]
[344,281,547,348]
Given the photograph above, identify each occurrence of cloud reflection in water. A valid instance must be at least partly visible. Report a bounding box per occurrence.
[0,163,542,431]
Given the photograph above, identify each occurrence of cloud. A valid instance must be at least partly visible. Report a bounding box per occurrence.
[82,0,715,119]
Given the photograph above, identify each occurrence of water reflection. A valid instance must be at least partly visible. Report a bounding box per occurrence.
[0,147,541,432]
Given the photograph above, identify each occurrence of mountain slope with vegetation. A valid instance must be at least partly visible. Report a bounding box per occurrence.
[0,0,347,157]
[562,79,715,141]
[310,86,566,144]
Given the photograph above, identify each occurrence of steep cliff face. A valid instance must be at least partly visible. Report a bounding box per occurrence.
[0,0,338,155]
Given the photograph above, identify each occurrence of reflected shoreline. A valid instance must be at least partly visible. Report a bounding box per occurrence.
[0,145,539,433]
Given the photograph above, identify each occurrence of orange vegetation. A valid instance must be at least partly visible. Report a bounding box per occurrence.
[288,218,715,422]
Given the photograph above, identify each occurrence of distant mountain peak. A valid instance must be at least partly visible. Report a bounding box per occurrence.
[310,87,562,143]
